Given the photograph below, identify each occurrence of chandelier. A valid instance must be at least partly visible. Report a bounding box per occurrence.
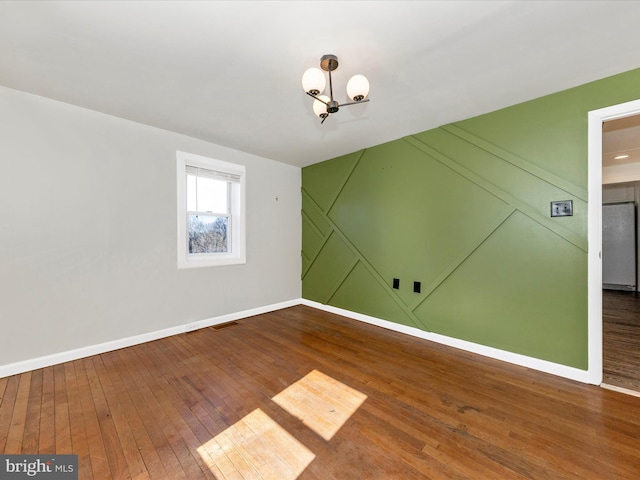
[301,54,370,124]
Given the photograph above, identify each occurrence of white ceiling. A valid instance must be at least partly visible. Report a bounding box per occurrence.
[2,1,640,168]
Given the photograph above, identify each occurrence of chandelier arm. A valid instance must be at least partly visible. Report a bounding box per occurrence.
[305,91,330,105]
[340,99,371,108]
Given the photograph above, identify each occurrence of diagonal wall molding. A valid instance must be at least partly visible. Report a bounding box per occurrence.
[405,135,587,252]
[442,124,588,201]
[301,188,425,329]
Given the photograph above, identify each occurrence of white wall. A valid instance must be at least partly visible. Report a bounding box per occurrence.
[0,85,301,370]
[603,162,640,185]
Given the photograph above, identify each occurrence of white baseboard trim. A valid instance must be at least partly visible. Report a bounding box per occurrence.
[0,298,591,385]
[0,299,300,379]
[301,299,591,384]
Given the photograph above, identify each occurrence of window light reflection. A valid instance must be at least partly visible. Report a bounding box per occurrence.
[272,369,368,441]
[197,408,315,480]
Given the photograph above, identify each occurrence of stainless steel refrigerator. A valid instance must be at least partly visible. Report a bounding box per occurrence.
[602,202,637,290]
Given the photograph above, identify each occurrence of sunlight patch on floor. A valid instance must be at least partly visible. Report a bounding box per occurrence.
[197,408,315,480]
[272,369,368,441]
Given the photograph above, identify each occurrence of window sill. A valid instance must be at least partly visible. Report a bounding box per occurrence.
[178,254,246,269]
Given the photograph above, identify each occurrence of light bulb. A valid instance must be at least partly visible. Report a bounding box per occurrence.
[313,95,330,118]
[302,67,326,95]
[346,74,370,101]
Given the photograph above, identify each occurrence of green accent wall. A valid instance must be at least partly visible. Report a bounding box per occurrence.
[302,67,640,370]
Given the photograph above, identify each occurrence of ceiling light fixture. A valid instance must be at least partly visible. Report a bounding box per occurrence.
[302,54,370,124]
[614,154,630,160]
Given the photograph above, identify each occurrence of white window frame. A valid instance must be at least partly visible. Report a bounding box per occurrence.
[177,150,246,268]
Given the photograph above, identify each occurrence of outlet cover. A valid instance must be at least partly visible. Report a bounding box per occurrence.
[551,200,573,217]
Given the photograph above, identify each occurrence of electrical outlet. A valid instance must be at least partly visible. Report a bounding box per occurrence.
[551,200,573,217]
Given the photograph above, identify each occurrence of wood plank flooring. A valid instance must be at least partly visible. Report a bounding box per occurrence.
[2,305,640,479]
[603,289,640,392]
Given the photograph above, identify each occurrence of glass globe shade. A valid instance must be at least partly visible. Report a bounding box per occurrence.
[346,74,370,101]
[302,67,326,95]
[313,95,330,117]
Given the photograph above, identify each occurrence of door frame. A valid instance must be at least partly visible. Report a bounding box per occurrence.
[587,98,640,385]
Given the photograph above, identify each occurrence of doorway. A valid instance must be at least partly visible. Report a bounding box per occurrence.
[587,99,640,391]
[600,114,640,393]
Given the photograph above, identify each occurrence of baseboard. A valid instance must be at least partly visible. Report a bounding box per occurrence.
[0,298,592,384]
[0,299,300,379]
[301,299,591,384]
[600,383,640,398]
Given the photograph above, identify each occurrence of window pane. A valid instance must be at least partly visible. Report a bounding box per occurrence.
[188,215,228,254]
[197,177,228,213]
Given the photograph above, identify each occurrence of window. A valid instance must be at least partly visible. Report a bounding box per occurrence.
[177,151,245,268]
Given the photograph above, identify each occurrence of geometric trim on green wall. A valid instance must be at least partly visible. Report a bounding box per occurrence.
[406,134,587,252]
[414,210,588,368]
[302,188,425,328]
[301,150,362,213]
[303,116,589,368]
[330,262,421,329]
[441,124,588,201]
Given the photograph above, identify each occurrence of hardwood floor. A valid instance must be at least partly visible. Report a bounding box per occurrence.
[603,289,640,392]
[2,305,640,479]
